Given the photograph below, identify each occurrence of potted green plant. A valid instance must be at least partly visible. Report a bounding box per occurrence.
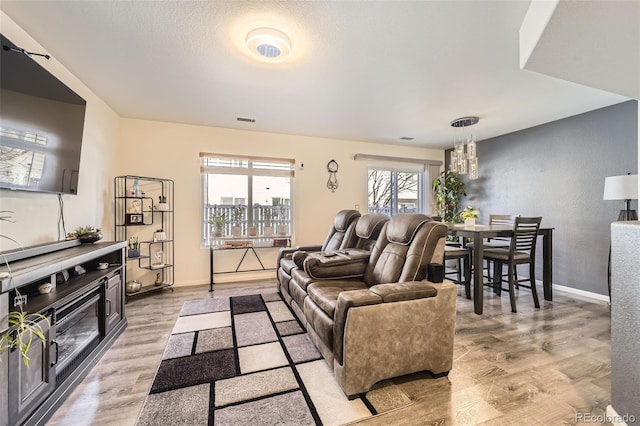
[461,205,479,226]
[432,170,467,223]
[231,206,244,236]
[74,225,103,244]
[209,213,226,238]
[128,236,140,258]
[262,207,273,236]
[277,204,288,235]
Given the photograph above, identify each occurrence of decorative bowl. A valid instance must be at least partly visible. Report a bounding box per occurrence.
[126,280,142,294]
[38,283,53,294]
[78,231,103,244]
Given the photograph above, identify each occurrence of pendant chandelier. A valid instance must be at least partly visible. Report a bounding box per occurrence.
[449,116,479,180]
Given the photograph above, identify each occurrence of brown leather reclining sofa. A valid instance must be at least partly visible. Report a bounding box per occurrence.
[277,212,456,397]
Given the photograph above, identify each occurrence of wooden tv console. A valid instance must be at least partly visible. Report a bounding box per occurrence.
[0,240,127,426]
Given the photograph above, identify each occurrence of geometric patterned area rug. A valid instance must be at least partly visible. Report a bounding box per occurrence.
[136,293,412,426]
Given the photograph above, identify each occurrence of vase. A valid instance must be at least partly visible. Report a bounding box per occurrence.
[464,218,476,227]
[128,248,140,258]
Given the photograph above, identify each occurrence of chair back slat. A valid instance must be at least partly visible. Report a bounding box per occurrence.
[510,217,542,254]
[489,214,518,243]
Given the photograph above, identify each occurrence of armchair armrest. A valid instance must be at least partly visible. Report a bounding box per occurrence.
[303,250,370,280]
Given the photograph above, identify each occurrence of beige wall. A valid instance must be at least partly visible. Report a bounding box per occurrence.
[0,12,121,251]
[118,119,443,285]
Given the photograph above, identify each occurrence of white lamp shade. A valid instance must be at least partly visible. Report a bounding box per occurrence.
[603,174,639,200]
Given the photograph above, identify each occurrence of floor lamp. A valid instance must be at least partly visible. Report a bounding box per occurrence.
[604,173,638,298]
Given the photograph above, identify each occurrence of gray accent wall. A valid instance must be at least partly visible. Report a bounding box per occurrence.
[453,100,638,295]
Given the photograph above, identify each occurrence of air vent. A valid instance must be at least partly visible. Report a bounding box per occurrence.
[237,117,255,123]
[400,136,414,141]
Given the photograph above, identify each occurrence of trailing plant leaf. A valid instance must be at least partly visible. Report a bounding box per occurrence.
[0,310,49,368]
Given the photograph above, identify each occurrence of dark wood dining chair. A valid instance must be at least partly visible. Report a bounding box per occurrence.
[466,214,518,282]
[482,217,542,313]
[444,244,471,299]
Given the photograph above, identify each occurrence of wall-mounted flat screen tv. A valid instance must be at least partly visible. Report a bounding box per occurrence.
[0,33,86,195]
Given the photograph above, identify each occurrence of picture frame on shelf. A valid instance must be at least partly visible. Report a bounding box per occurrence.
[125,213,144,225]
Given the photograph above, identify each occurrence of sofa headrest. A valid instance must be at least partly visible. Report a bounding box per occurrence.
[356,213,390,239]
[386,213,431,245]
[334,209,361,232]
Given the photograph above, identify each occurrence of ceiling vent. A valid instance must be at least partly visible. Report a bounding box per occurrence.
[237,117,255,123]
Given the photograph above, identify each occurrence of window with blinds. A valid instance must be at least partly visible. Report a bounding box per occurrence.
[200,153,294,245]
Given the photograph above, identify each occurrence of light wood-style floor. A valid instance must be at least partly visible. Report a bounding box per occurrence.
[47,281,612,426]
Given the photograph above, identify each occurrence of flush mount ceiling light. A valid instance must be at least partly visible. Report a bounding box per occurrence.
[246,28,291,63]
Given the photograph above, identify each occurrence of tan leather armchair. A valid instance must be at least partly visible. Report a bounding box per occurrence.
[282,213,456,397]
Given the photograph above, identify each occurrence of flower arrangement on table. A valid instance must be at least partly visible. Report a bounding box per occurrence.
[461,206,479,226]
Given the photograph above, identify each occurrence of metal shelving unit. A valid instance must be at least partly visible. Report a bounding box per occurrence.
[114,175,174,299]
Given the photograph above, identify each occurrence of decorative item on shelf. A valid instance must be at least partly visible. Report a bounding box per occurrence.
[209,212,226,238]
[128,236,140,258]
[327,159,339,191]
[154,273,162,286]
[125,280,142,294]
[432,170,467,223]
[248,226,258,236]
[74,225,103,243]
[450,116,480,180]
[461,205,479,227]
[157,195,169,211]
[38,282,52,294]
[152,249,164,269]
[97,262,109,270]
[231,206,245,237]
[153,229,166,242]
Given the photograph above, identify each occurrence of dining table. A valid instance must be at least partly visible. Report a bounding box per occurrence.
[447,223,554,315]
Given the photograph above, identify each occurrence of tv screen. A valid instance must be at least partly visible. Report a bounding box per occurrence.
[0,33,86,195]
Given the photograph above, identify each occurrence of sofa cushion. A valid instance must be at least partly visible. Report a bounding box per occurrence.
[307,281,369,318]
[303,296,335,351]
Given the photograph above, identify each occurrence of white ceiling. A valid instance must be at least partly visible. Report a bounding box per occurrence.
[0,0,633,149]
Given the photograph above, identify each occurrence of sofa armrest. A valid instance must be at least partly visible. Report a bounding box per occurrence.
[303,250,370,280]
[332,281,443,367]
[333,289,383,368]
[369,281,437,303]
[277,247,298,265]
[333,281,457,396]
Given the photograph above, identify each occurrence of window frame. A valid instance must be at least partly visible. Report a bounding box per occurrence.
[200,153,295,246]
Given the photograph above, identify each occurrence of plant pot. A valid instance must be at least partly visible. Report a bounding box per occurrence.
[128,248,140,258]
[232,226,242,237]
[278,225,288,235]
[248,227,258,236]
[213,228,224,238]
[464,218,476,227]
[264,226,273,236]
[156,203,168,211]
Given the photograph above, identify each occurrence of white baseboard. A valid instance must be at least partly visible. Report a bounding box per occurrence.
[550,282,610,303]
[606,405,634,426]
[174,271,275,288]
